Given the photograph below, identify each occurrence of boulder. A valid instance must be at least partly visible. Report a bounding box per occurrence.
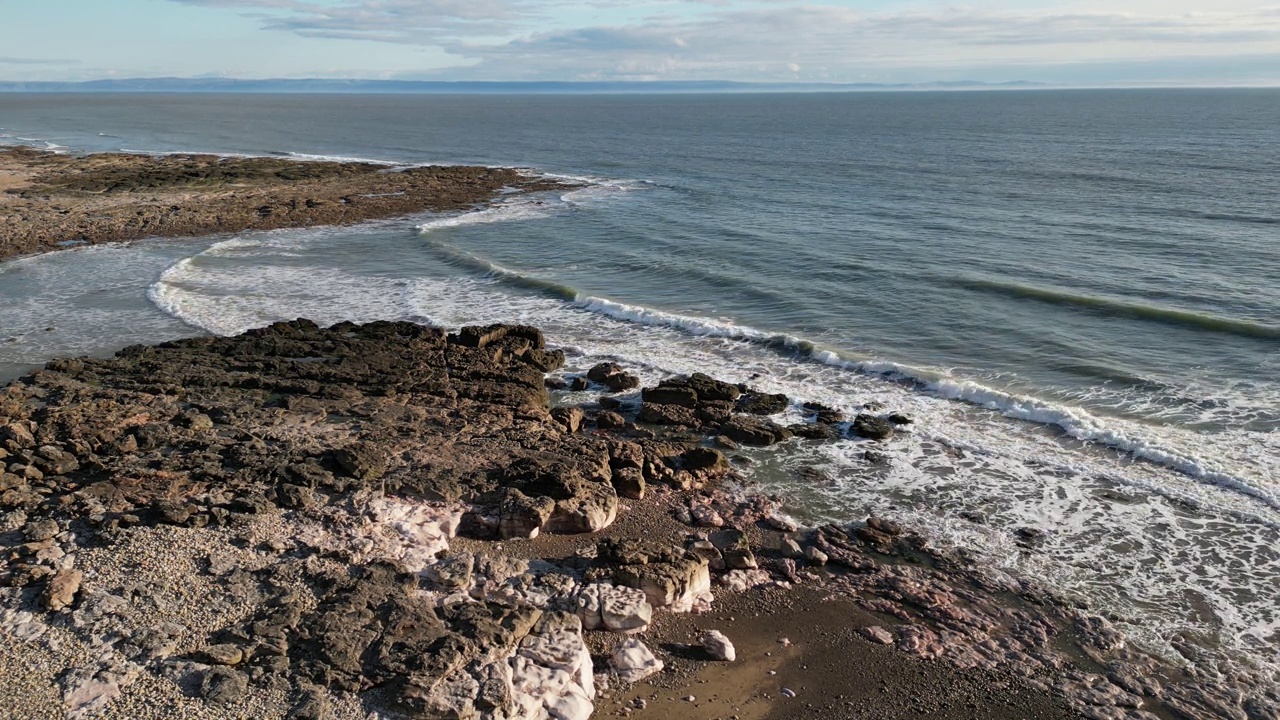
[701,630,736,662]
[613,556,712,612]
[720,416,792,446]
[851,414,894,440]
[641,384,699,408]
[681,447,728,473]
[200,667,247,705]
[576,584,653,633]
[596,411,627,430]
[552,407,585,433]
[611,639,664,683]
[499,490,556,539]
[736,392,789,415]
[42,569,83,611]
[611,468,645,500]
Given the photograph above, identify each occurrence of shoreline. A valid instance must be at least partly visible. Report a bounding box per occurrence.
[0,146,570,262]
[1,318,1271,719]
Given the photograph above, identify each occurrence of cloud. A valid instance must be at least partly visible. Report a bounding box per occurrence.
[166,1,1280,81]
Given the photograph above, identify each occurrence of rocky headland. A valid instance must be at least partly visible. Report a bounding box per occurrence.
[0,319,1274,720]
[0,147,567,261]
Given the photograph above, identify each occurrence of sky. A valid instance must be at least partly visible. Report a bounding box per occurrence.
[2,0,1280,85]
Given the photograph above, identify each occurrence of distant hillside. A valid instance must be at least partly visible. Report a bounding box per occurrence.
[0,77,1050,94]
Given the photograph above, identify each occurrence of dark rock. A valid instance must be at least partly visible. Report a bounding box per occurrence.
[1,422,35,450]
[736,392,789,415]
[498,489,556,539]
[551,406,585,433]
[598,396,622,410]
[682,447,729,473]
[22,518,60,542]
[200,666,248,704]
[596,411,627,430]
[605,373,640,391]
[789,423,840,440]
[587,362,624,383]
[686,373,741,402]
[851,414,894,441]
[887,412,913,425]
[867,517,903,536]
[331,445,387,480]
[151,499,191,526]
[803,402,844,424]
[863,450,890,465]
[570,377,589,392]
[275,483,316,510]
[638,403,700,427]
[641,384,699,408]
[720,416,793,446]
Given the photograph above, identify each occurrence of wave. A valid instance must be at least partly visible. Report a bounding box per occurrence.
[958,278,1280,340]
[572,294,1279,509]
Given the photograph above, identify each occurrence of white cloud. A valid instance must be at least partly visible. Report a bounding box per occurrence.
[165,1,1280,81]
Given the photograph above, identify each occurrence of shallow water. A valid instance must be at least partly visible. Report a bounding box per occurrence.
[1,90,1277,683]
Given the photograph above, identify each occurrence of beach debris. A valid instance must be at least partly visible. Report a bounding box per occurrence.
[781,687,797,698]
[701,630,736,662]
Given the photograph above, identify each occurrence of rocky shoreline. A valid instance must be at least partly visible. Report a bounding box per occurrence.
[0,319,1274,719]
[0,147,568,261]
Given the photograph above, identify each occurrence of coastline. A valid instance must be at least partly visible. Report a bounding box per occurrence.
[0,146,568,262]
[1,316,1270,719]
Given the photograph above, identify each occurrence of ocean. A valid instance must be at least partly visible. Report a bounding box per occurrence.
[2,90,1277,683]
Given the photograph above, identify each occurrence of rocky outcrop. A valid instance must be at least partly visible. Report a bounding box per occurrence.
[0,147,573,262]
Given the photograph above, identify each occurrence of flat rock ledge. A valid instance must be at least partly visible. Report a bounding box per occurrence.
[0,147,571,261]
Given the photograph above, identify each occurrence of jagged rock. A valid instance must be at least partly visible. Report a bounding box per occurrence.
[22,518,60,542]
[288,686,332,720]
[199,644,245,666]
[803,401,845,424]
[805,546,829,566]
[611,639,664,683]
[686,373,741,402]
[638,403,699,427]
[499,490,557,539]
[200,666,247,704]
[851,414,894,440]
[596,411,627,430]
[331,445,386,480]
[781,537,804,559]
[720,416,792,446]
[1,422,36,450]
[150,499,191,525]
[887,413,913,425]
[43,569,83,611]
[613,556,712,612]
[701,630,736,662]
[737,392,789,415]
[552,406,586,433]
[598,396,622,410]
[587,362,639,391]
[641,384,699,408]
[789,423,840,440]
[611,468,645,500]
[681,447,728,473]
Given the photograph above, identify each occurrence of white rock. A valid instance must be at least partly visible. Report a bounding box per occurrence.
[610,639,664,683]
[600,586,653,634]
[701,630,736,662]
[719,569,771,593]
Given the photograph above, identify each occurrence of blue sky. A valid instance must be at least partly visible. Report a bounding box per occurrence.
[2,0,1279,85]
